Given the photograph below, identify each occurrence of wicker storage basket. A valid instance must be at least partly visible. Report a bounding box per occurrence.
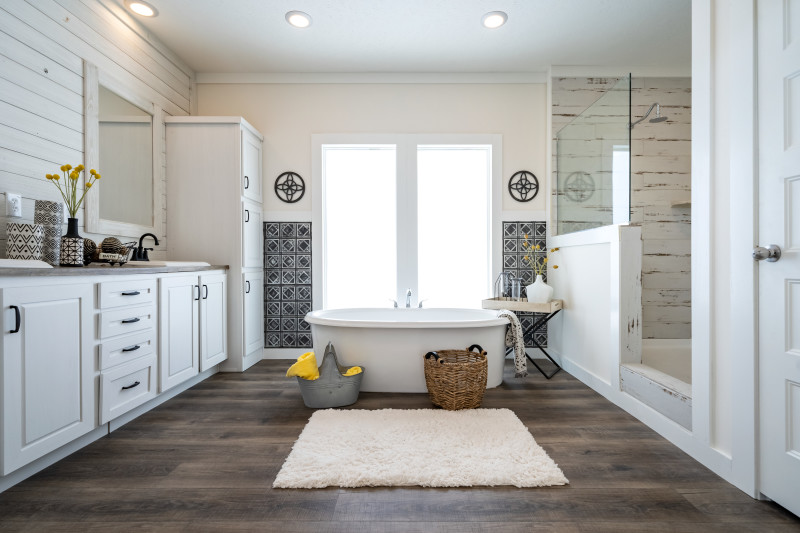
[423,344,488,410]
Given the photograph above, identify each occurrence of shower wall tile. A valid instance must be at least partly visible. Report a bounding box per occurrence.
[502,221,549,348]
[264,222,312,349]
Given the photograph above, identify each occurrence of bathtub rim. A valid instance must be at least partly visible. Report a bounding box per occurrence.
[305,307,507,329]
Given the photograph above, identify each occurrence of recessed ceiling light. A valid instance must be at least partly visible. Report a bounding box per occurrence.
[285,11,312,28]
[124,0,158,17]
[481,11,507,29]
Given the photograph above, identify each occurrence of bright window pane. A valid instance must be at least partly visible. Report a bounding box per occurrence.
[323,145,396,309]
[417,146,491,308]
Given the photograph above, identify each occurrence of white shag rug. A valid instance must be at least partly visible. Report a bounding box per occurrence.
[273,408,568,488]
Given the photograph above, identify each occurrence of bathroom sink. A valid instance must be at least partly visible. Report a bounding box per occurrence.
[0,259,53,269]
[122,260,211,267]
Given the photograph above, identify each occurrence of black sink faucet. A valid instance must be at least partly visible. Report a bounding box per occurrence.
[133,233,160,261]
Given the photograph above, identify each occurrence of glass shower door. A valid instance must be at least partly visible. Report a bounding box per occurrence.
[556,75,631,235]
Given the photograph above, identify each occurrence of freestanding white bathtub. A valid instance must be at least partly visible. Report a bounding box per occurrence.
[304,308,508,393]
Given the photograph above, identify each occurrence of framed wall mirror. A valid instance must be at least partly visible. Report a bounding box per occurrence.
[84,61,164,239]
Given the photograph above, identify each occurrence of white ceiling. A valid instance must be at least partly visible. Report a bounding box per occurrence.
[122,0,691,74]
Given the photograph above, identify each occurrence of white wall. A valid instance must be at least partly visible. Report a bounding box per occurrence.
[196,83,548,215]
[0,0,194,255]
[692,0,758,494]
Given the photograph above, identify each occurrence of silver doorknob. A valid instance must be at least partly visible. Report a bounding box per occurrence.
[753,244,781,262]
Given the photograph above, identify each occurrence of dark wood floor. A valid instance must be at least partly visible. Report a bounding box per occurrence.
[0,360,798,532]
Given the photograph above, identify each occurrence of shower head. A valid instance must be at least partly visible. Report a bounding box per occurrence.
[649,104,667,123]
[629,103,668,128]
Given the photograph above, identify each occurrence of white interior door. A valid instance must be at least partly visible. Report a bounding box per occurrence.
[757,0,800,516]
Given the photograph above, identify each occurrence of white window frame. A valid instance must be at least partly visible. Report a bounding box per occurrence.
[312,133,503,310]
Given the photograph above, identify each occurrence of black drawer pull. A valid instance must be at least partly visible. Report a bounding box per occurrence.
[203,285,208,299]
[244,175,249,189]
[121,381,140,391]
[9,305,20,334]
[121,317,140,324]
[121,291,140,296]
[194,285,200,301]
[245,280,250,293]
[245,209,250,223]
[122,345,141,352]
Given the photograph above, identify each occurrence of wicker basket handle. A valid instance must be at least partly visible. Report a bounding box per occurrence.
[467,344,487,355]
[425,351,439,361]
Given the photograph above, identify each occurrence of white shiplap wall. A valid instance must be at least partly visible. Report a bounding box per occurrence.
[0,0,194,256]
[552,77,692,339]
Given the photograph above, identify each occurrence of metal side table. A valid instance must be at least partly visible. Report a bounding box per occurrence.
[481,298,564,379]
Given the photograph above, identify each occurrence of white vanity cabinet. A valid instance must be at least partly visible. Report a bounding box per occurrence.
[97,278,158,424]
[0,266,228,490]
[159,275,199,392]
[1,283,94,475]
[200,272,227,371]
[166,117,265,372]
[159,272,228,391]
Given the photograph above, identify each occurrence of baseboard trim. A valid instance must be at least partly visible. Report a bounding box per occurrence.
[0,426,108,493]
[559,355,737,493]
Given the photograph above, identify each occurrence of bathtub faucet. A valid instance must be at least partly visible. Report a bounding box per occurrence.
[405,288,412,308]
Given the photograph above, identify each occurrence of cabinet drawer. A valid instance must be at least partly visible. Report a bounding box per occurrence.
[98,305,155,339]
[99,329,156,370]
[100,354,157,424]
[98,279,156,309]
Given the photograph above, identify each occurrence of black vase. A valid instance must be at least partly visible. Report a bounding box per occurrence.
[60,217,84,267]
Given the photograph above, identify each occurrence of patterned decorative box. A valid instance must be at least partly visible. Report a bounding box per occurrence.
[33,200,64,226]
[34,200,64,266]
[6,223,44,260]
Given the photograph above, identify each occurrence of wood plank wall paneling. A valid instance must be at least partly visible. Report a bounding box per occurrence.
[0,0,194,256]
[552,77,692,339]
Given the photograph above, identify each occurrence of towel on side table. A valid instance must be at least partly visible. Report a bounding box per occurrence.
[498,310,527,377]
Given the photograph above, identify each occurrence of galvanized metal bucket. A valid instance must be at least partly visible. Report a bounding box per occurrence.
[296,342,364,408]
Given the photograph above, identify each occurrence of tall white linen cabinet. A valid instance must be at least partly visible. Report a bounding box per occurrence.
[166,117,264,372]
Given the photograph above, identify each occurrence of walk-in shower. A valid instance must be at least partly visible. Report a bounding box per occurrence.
[553,75,693,429]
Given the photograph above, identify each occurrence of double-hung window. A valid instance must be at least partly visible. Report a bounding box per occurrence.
[313,134,500,309]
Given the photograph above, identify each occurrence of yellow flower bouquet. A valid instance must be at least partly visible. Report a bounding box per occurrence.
[521,234,559,277]
[46,164,100,218]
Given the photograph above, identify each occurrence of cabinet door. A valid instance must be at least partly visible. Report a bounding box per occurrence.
[242,200,263,269]
[158,276,199,392]
[199,273,227,371]
[2,283,94,475]
[243,271,265,357]
[242,129,262,202]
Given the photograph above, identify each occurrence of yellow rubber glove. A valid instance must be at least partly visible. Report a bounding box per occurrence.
[286,352,320,380]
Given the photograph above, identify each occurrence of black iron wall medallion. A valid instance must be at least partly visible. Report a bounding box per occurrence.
[508,170,539,202]
[564,171,595,203]
[275,172,305,203]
